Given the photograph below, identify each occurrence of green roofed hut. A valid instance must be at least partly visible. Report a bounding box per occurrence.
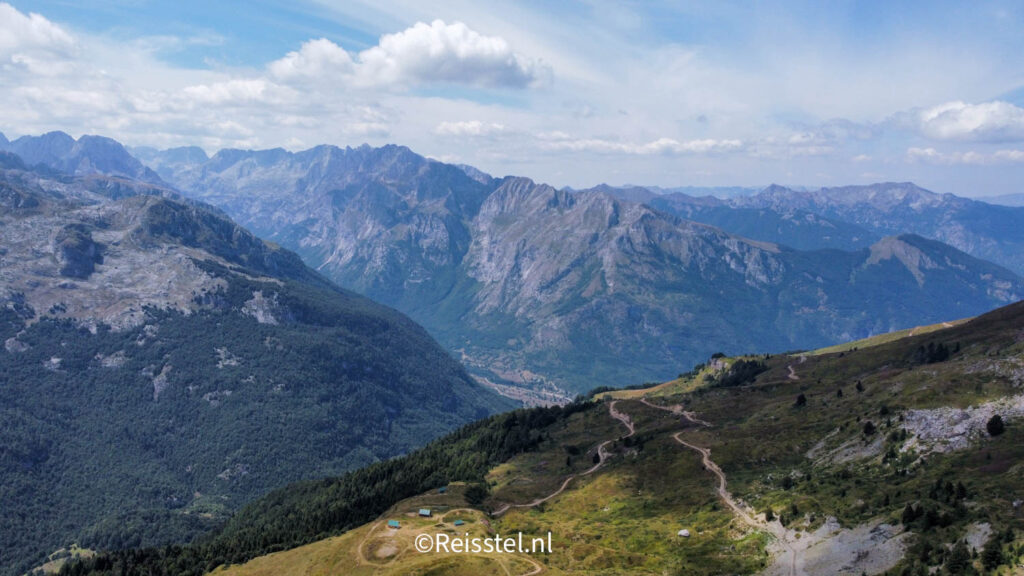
[438,486,448,494]
[453,519,465,526]
[387,520,400,529]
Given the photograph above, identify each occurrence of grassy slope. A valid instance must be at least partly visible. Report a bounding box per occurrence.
[118,302,1024,575]
[802,317,970,356]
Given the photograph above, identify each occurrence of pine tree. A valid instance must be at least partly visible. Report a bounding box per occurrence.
[981,534,1004,570]
[901,503,917,525]
[944,540,970,575]
[987,414,1005,436]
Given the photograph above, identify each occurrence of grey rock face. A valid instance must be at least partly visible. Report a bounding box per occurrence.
[54,224,104,279]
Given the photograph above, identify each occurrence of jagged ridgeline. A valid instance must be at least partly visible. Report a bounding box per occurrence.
[131,142,1024,396]
[0,165,511,576]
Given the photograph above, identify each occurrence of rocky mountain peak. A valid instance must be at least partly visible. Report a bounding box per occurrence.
[864,235,939,285]
[7,130,75,166]
[456,163,494,185]
[3,131,163,185]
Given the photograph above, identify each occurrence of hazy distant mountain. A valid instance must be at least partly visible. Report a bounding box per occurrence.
[0,161,507,575]
[130,142,1022,396]
[595,182,1024,275]
[591,184,878,251]
[644,184,763,199]
[1,131,164,184]
[455,163,495,185]
[976,192,1024,207]
[733,182,1024,275]
[131,145,210,183]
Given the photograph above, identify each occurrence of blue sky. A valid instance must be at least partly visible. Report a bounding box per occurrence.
[2,1,1024,196]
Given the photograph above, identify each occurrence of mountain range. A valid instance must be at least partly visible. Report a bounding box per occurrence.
[116,139,1023,396]
[594,181,1024,275]
[3,131,1023,401]
[0,156,508,575]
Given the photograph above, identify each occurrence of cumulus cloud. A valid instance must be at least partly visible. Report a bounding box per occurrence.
[537,134,744,155]
[268,38,354,83]
[907,101,1024,142]
[359,20,545,88]
[0,2,75,75]
[907,146,1024,165]
[0,3,73,55]
[265,20,546,90]
[435,120,507,137]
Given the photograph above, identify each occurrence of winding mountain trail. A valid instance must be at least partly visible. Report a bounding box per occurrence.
[642,398,800,576]
[491,400,634,517]
[638,397,713,427]
[787,364,800,381]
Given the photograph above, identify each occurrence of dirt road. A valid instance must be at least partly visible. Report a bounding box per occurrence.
[491,400,634,517]
[646,402,799,576]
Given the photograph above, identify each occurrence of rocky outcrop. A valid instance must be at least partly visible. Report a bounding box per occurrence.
[902,394,1024,455]
[54,224,104,279]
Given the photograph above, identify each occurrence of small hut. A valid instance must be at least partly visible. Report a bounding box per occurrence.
[387,520,400,529]
[418,508,432,517]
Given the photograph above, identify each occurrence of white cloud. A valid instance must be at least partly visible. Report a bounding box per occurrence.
[0,2,74,56]
[0,2,75,75]
[538,134,744,155]
[265,20,546,90]
[993,149,1024,162]
[435,120,506,137]
[910,101,1024,142]
[358,20,546,88]
[268,38,354,83]
[182,79,281,106]
[906,146,1024,165]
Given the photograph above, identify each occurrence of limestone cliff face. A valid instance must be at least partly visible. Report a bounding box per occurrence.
[466,176,786,318]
